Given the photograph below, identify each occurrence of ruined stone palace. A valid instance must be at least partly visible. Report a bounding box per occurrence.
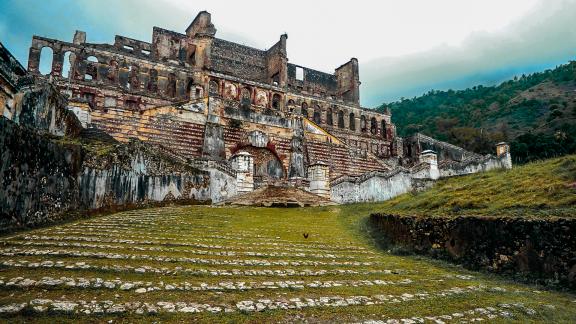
[2,11,512,209]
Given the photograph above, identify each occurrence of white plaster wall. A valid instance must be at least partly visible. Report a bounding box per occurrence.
[331,172,413,204]
[208,168,238,203]
[439,156,509,178]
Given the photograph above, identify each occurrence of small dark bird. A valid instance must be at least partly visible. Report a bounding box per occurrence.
[303,233,309,239]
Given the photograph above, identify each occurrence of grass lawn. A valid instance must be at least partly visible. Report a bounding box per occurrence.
[0,204,574,322]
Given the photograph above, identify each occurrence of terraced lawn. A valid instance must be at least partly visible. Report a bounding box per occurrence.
[0,205,575,323]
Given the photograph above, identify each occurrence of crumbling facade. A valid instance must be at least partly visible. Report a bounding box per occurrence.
[23,11,511,203]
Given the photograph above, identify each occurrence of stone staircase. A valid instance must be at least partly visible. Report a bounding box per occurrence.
[79,127,119,144]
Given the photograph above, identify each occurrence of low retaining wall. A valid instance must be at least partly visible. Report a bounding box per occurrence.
[369,214,576,289]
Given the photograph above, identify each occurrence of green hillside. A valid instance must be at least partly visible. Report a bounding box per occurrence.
[378,62,576,163]
[369,155,576,218]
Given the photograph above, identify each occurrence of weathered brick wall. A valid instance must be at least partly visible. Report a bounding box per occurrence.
[90,106,207,159]
[306,140,387,180]
[211,39,267,83]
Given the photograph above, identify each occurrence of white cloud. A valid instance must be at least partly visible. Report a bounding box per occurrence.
[6,0,574,107]
[361,0,576,106]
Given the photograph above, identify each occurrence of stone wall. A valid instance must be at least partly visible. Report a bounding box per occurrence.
[11,82,81,137]
[369,213,576,289]
[439,155,511,177]
[331,169,413,204]
[0,117,211,232]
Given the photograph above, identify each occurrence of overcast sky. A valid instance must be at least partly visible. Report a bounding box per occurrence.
[1,0,575,107]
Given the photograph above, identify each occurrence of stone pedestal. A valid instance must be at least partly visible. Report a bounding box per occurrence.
[307,161,330,199]
[496,142,512,169]
[230,151,254,194]
[419,150,439,180]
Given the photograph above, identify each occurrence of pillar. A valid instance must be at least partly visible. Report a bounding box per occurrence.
[230,151,254,194]
[496,142,512,170]
[307,161,330,199]
[419,150,439,180]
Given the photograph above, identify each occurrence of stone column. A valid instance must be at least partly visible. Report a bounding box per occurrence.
[419,150,440,180]
[230,151,254,194]
[496,142,512,170]
[307,161,330,199]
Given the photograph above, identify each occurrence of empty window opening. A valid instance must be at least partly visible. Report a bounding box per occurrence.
[326,108,333,126]
[125,99,138,110]
[195,87,201,98]
[189,50,196,65]
[81,92,95,105]
[186,80,194,99]
[209,80,219,96]
[338,111,345,128]
[272,93,282,109]
[349,112,356,131]
[141,49,151,56]
[360,115,367,132]
[61,51,72,78]
[381,120,387,139]
[295,67,304,81]
[126,66,133,90]
[371,117,378,135]
[123,45,134,51]
[240,88,251,108]
[39,47,53,75]
[84,56,98,81]
[166,73,177,97]
[148,69,158,92]
[301,102,308,118]
[271,72,280,86]
[313,109,321,124]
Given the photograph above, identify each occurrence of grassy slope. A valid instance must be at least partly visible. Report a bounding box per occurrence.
[0,204,575,322]
[368,155,576,218]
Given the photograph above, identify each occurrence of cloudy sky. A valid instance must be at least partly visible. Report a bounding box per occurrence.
[1,0,575,107]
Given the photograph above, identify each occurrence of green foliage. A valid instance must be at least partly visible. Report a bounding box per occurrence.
[378,61,576,163]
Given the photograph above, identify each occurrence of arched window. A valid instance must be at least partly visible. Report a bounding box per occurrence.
[166,73,177,97]
[360,115,367,132]
[85,56,98,81]
[209,80,219,96]
[287,99,295,113]
[189,49,196,66]
[381,120,387,139]
[301,102,308,118]
[272,93,282,110]
[240,87,251,107]
[349,112,355,130]
[186,79,195,99]
[61,51,72,78]
[39,47,53,75]
[313,105,321,124]
[371,117,378,135]
[338,111,345,128]
[148,69,158,92]
[326,107,333,126]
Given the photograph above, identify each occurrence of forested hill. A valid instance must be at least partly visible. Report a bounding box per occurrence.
[377,61,576,163]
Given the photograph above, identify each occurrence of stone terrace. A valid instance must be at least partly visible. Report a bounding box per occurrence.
[0,206,574,322]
